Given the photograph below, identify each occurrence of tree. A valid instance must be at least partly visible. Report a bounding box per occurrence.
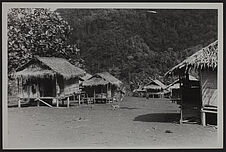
[55,9,217,85]
[8,8,81,74]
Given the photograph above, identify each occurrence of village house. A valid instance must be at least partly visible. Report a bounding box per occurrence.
[133,86,146,97]
[165,40,218,126]
[143,79,166,98]
[82,72,124,103]
[15,56,86,107]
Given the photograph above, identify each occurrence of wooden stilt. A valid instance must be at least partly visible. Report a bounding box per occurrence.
[94,89,96,104]
[180,107,183,124]
[201,110,206,126]
[56,98,59,107]
[101,87,103,103]
[67,97,70,108]
[37,99,40,107]
[106,84,109,103]
[78,94,81,105]
[55,76,59,108]
[179,74,183,124]
[199,69,204,125]
[18,99,21,108]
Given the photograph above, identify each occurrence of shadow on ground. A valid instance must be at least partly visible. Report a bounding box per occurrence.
[120,106,140,110]
[134,113,180,123]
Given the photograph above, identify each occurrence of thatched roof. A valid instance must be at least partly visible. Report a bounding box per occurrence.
[166,79,180,89]
[165,40,218,76]
[15,56,86,79]
[133,88,146,93]
[82,72,122,87]
[95,72,122,87]
[80,73,92,81]
[144,79,166,90]
[82,77,109,87]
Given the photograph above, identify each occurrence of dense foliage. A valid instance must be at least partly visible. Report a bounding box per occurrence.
[8,8,217,92]
[8,8,82,74]
[56,9,217,87]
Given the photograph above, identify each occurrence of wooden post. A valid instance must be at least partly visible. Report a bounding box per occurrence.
[179,74,183,124]
[201,110,206,126]
[78,94,81,105]
[101,86,103,103]
[94,88,96,104]
[56,98,59,107]
[37,99,40,107]
[199,69,204,125]
[106,84,108,103]
[18,98,21,108]
[56,76,59,108]
[67,97,70,108]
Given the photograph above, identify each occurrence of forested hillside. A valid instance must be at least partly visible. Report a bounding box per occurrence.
[55,9,217,87]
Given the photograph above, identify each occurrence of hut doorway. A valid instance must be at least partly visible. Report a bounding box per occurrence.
[181,76,201,124]
[39,78,56,97]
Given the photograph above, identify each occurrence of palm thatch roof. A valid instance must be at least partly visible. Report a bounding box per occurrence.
[95,72,122,87]
[82,72,122,87]
[80,73,92,81]
[15,56,86,79]
[82,77,109,87]
[133,88,146,93]
[166,79,180,89]
[144,79,166,90]
[165,40,218,76]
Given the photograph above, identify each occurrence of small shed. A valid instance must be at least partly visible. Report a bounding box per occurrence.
[165,40,218,126]
[82,72,123,103]
[143,79,166,98]
[15,56,86,107]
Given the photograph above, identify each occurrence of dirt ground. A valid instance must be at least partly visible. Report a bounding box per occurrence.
[6,96,218,149]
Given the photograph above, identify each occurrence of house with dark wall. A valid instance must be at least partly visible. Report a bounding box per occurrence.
[143,79,166,98]
[165,40,218,126]
[82,72,123,103]
[15,56,86,107]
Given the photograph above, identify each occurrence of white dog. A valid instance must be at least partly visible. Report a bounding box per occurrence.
[111,104,120,110]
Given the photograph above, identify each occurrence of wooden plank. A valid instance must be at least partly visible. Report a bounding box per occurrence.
[35,98,53,107]
[203,106,217,110]
[201,109,217,114]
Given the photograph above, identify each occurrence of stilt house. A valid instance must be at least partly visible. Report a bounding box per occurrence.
[143,79,166,98]
[165,40,218,126]
[82,72,123,103]
[15,56,86,107]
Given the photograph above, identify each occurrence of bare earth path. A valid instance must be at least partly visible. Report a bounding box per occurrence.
[7,97,218,148]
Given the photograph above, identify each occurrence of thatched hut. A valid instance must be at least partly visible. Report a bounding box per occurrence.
[165,40,218,126]
[82,72,123,103]
[143,79,166,98]
[133,86,146,97]
[15,56,86,107]
[166,79,181,102]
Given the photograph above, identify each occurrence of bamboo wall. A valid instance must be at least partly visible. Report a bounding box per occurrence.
[62,77,80,96]
[200,70,217,107]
